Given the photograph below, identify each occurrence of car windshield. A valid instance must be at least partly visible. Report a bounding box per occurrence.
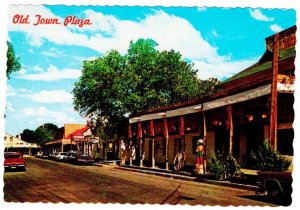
[5,155,22,159]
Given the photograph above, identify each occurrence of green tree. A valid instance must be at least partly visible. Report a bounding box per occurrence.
[73,38,220,138]
[20,129,35,143]
[34,123,59,145]
[7,41,21,79]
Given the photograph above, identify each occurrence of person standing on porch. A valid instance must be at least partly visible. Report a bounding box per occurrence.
[195,139,205,174]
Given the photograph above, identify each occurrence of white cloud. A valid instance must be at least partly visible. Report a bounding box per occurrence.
[17,68,27,75]
[32,65,43,72]
[270,24,283,33]
[197,7,207,12]
[41,48,66,58]
[19,88,32,93]
[84,56,98,61]
[6,101,15,112]
[27,33,44,47]
[249,9,274,22]
[22,106,78,126]
[212,30,220,37]
[8,5,259,80]
[31,90,73,104]
[16,64,81,81]
[8,6,222,61]
[6,85,33,99]
[6,85,15,96]
[194,57,258,80]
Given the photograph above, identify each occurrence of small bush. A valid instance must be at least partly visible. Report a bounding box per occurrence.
[207,152,239,180]
[93,152,102,161]
[249,142,291,171]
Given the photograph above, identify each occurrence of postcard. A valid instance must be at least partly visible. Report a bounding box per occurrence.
[1,0,299,209]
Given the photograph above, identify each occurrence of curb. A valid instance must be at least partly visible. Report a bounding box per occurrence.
[199,178,259,191]
[115,166,197,181]
[116,166,259,191]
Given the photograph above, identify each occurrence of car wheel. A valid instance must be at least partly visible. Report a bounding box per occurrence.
[267,184,283,202]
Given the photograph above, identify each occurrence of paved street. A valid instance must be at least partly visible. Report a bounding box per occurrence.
[4,157,275,206]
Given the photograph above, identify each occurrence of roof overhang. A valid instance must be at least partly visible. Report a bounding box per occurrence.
[130,84,271,123]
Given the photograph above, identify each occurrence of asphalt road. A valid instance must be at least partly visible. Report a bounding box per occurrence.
[4,157,276,206]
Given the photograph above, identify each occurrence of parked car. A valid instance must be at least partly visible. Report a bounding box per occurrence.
[35,151,43,158]
[64,151,77,163]
[55,152,68,161]
[42,152,50,159]
[49,152,59,160]
[4,152,26,171]
[258,171,292,205]
[75,153,94,165]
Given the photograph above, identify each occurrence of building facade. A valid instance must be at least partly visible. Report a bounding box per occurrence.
[4,133,40,155]
[45,123,87,153]
[127,26,295,171]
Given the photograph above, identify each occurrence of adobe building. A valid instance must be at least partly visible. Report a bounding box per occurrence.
[4,133,40,155]
[45,123,87,152]
[127,26,295,171]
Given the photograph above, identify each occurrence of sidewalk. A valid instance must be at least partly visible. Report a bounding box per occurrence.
[112,164,259,191]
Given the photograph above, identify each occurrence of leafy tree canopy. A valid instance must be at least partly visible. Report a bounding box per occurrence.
[7,41,21,79]
[33,123,59,145]
[20,129,35,143]
[73,38,220,138]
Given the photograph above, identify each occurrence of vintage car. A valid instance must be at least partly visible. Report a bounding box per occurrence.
[4,152,26,171]
[35,151,43,158]
[64,150,77,163]
[257,171,292,205]
[55,152,68,161]
[75,153,94,165]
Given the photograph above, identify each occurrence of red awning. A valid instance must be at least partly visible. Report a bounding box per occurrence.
[65,126,89,140]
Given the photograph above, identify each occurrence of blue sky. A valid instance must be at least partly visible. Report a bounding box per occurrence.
[6,5,296,135]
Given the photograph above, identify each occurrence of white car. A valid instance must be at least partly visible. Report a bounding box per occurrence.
[55,152,68,161]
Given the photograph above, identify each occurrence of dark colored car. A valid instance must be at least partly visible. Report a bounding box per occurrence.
[64,151,77,163]
[4,152,26,171]
[75,153,94,165]
[49,152,59,160]
[258,171,292,205]
[42,152,50,159]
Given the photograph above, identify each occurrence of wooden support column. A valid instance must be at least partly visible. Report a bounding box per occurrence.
[150,120,155,168]
[227,105,233,155]
[270,33,279,151]
[138,121,143,167]
[163,116,169,170]
[128,124,133,166]
[180,116,185,151]
[70,135,73,151]
[202,112,207,173]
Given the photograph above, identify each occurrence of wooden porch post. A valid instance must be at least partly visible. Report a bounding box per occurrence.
[227,105,234,155]
[128,124,133,166]
[150,120,155,168]
[61,141,64,152]
[138,121,143,167]
[180,116,185,151]
[163,116,169,170]
[70,136,73,151]
[202,112,207,173]
[270,33,279,151]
